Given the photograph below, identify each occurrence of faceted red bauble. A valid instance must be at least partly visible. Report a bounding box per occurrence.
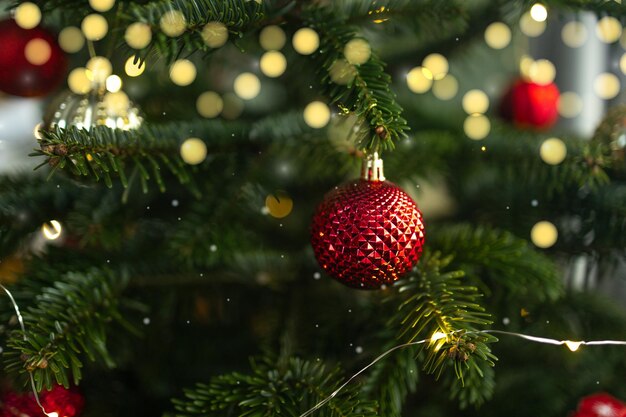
[500,78,560,129]
[0,19,67,97]
[311,179,425,289]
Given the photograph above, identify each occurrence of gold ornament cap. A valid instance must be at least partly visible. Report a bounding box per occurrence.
[361,152,385,181]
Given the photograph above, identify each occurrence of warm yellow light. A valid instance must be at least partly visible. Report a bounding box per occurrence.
[14,2,41,29]
[529,3,548,22]
[530,221,558,248]
[561,21,588,48]
[33,123,42,140]
[520,12,546,37]
[221,92,244,120]
[303,101,331,129]
[431,331,447,341]
[196,91,223,118]
[202,21,228,48]
[233,72,261,100]
[58,26,84,53]
[462,89,489,114]
[519,55,535,79]
[463,114,491,140]
[484,22,511,49]
[265,192,293,218]
[180,138,207,165]
[557,92,583,118]
[81,14,108,41]
[593,72,620,100]
[103,91,130,114]
[564,341,582,352]
[89,0,115,12]
[432,74,458,100]
[47,412,59,417]
[540,137,567,165]
[406,66,432,93]
[86,56,112,84]
[160,10,186,37]
[344,38,371,65]
[68,67,92,94]
[42,220,62,240]
[529,59,556,85]
[422,53,448,80]
[24,38,51,66]
[292,28,319,55]
[260,25,286,51]
[105,74,122,93]
[620,53,626,75]
[260,51,287,78]
[169,59,196,86]
[125,56,145,77]
[125,22,152,49]
[329,59,357,85]
[596,16,622,44]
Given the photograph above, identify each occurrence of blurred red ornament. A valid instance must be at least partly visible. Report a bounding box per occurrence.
[0,385,84,417]
[575,393,626,417]
[500,78,560,129]
[0,19,67,97]
[310,154,425,289]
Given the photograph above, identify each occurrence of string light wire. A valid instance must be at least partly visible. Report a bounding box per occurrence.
[1,284,57,417]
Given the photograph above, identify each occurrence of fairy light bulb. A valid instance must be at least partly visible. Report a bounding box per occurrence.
[125,22,152,49]
[260,25,286,50]
[596,16,622,44]
[540,138,567,165]
[42,220,62,240]
[58,26,85,53]
[169,59,197,86]
[303,101,331,128]
[180,138,207,165]
[329,59,356,85]
[196,91,223,118]
[422,53,448,80]
[265,192,293,218]
[260,51,287,78]
[406,67,433,93]
[292,28,319,55]
[24,39,51,65]
[89,0,115,12]
[564,341,583,352]
[344,38,371,65]
[462,89,489,114]
[14,2,41,29]
[531,221,558,248]
[593,73,620,99]
[82,14,108,41]
[430,331,447,341]
[202,21,228,48]
[528,59,556,85]
[160,10,186,37]
[520,12,546,37]
[561,21,588,48]
[557,92,583,118]
[68,67,92,94]
[125,56,145,77]
[432,75,458,100]
[233,72,261,100]
[105,75,122,93]
[86,56,113,84]
[463,114,491,140]
[484,22,511,49]
[530,3,547,22]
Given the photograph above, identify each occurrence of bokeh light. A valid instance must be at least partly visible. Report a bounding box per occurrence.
[41,220,62,240]
[125,22,152,49]
[202,21,228,48]
[540,137,567,165]
[24,39,51,65]
[89,0,115,12]
[86,56,112,84]
[125,56,145,77]
[432,75,458,100]
[520,12,546,37]
[531,221,558,248]
[406,67,433,93]
[561,21,587,48]
[484,22,511,49]
[180,138,207,165]
[68,67,92,94]
[530,3,548,22]
[422,53,448,80]
[58,27,85,53]
[593,72,620,99]
[462,89,489,114]
[196,91,223,118]
[265,192,293,218]
[596,16,622,44]
[105,75,122,93]
[344,38,371,65]
[260,25,286,50]
[463,114,491,140]
[528,59,556,85]
[234,72,261,100]
[304,101,331,128]
[557,92,583,118]
[260,51,287,78]
[82,14,108,41]
[169,59,197,86]
[160,10,186,37]
[292,28,319,55]
[14,2,41,29]
[329,59,357,85]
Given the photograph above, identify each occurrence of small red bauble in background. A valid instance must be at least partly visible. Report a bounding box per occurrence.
[0,19,67,97]
[0,385,84,417]
[573,393,626,417]
[500,78,560,129]
[310,154,425,289]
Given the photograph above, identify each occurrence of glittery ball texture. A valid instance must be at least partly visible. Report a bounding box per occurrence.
[311,179,425,289]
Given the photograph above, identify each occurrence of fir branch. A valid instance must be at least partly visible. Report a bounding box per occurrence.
[123,0,266,62]
[168,357,378,417]
[389,252,497,406]
[303,6,409,152]
[429,224,563,302]
[2,267,134,390]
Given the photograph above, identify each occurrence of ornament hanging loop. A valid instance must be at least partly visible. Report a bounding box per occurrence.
[361,152,385,181]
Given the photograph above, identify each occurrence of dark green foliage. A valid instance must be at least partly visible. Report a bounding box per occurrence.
[2,267,134,390]
[169,357,379,417]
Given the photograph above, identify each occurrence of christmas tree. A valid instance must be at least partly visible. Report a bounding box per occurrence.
[1,0,626,416]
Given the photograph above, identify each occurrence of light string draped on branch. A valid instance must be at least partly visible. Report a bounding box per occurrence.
[1,284,58,417]
[299,329,626,417]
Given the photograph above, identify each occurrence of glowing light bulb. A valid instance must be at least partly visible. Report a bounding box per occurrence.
[292,28,319,55]
[42,220,62,240]
[233,72,261,100]
[125,56,145,77]
[303,101,331,128]
[462,89,489,114]
[24,39,51,65]
[196,91,223,118]
[180,138,207,165]
[260,51,287,78]
[564,341,582,352]
[260,25,286,50]
[344,38,371,65]
[265,192,293,218]
[202,21,228,48]
[58,26,85,53]
[160,10,186,37]
[105,75,122,93]
[89,0,115,12]
[484,22,511,49]
[422,53,448,80]
[169,59,197,86]
[125,22,152,49]
[14,2,41,29]
[530,3,547,22]
[531,221,558,248]
[431,331,447,341]
[406,67,433,93]
[86,56,113,84]
[540,137,567,165]
[81,14,108,41]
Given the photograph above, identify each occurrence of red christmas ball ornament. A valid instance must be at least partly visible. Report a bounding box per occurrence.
[575,393,626,417]
[500,78,560,129]
[0,19,67,97]
[310,154,425,289]
[0,385,84,417]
